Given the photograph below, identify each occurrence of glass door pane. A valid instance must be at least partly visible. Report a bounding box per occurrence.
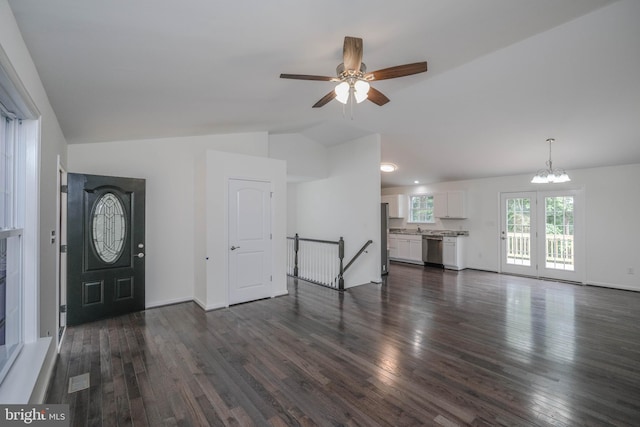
[507,197,531,266]
[545,196,574,271]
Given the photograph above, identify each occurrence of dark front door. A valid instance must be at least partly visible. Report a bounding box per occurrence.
[67,173,145,325]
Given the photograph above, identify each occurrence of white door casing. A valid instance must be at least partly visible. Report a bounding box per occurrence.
[228,179,272,305]
[57,162,67,348]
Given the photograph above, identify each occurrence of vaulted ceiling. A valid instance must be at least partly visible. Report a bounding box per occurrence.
[8,0,640,187]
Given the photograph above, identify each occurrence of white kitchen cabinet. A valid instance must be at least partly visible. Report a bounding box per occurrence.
[434,191,467,219]
[388,234,399,259]
[389,233,422,264]
[397,238,410,259]
[409,238,422,261]
[382,194,406,218]
[443,236,465,270]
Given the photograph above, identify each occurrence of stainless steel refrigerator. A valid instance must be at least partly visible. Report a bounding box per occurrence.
[381,203,389,275]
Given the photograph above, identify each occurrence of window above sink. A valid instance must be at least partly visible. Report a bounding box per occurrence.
[408,194,435,224]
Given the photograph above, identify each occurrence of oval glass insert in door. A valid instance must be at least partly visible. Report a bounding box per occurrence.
[91,192,127,263]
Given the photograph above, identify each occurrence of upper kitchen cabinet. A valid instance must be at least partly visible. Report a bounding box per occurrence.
[434,191,467,219]
[382,194,406,218]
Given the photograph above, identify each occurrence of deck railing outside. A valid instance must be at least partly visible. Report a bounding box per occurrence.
[506,232,574,268]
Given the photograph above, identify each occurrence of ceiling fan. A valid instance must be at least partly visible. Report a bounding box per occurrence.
[280,36,427,108]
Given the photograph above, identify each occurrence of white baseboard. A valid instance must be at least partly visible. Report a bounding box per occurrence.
[586,281,640,292]
[193,297,227,311]
[145,296,193,309]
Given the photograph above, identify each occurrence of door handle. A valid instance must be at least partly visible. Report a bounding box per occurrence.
[230,246,240,251]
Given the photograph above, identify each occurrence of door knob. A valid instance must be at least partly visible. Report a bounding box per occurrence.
[230,246,240,251]
[137,252,145,258]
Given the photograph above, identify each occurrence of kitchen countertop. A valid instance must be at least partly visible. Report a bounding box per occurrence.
[389,229,469,237]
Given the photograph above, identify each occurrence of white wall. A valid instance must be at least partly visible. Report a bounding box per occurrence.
[1,0,68,402]
[579,164,640,290]
[286,183,298,236]
[383,163,640,291]
[294,135,382,287]
[269,133,329,182]
[198,151,287,309]
[268,133,331,238]
[1,0,67,340]
[68,132,269,307]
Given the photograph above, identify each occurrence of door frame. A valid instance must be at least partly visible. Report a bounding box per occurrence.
[203,150,287,311]
[55,157,67,350]
[226,177,274,305]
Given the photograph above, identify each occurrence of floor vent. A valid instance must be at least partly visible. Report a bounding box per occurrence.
[68,373,90,393]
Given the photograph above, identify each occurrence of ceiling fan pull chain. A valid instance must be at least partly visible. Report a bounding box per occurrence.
[351,97,355,120]
[349,86,355,120]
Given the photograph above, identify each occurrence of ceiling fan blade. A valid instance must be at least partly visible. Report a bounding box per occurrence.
[280,73,336,81]
[365,62,428,81]
[312,91,337,108]
[367,87,390,106]
[343,36,363,72]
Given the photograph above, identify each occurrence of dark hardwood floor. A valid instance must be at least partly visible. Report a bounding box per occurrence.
[47,263,640,426]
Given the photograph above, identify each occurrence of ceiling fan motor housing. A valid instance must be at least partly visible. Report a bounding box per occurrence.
[336,62,367,80]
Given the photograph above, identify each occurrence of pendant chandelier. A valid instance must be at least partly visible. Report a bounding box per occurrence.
[531,138,571,184]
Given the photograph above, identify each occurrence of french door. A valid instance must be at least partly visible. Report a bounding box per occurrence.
[501,190,582,282]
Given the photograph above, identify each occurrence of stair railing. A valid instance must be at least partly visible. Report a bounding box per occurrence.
[287,234,373,291]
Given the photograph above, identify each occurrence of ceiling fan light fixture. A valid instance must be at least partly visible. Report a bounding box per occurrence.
[531,138,571,184]
[354,80,370,103]
[335,81,350,104]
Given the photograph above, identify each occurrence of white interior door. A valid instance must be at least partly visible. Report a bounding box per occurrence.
[228,179,272,305]
[501,190,581,282]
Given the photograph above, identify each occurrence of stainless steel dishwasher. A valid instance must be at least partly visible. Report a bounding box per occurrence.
[422,235,443,265]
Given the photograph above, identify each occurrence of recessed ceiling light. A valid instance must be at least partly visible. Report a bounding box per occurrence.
[414,180,419,184]
[380,163,397,173]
